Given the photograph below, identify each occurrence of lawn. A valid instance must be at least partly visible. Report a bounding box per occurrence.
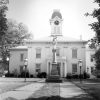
[72,79,100,100]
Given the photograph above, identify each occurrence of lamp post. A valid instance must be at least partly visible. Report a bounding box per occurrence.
[6,57,9,76]
[78,59,82,83]
[24,58,28,82]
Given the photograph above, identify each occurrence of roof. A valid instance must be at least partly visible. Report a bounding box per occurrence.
[10,46,28,50]
[26,36,87,43]
[51,10,62,19]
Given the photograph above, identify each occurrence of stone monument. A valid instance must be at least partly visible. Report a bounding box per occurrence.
[46,10,63,82]
[46,36,62,82]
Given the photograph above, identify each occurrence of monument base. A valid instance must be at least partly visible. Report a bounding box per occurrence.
[46,62,62,83]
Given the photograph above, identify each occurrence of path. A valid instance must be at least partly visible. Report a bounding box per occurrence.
[0,81,93,100]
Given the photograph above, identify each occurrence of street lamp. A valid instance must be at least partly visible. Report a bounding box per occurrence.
[6,57,9,76]
[78,59,82,83]
[24,58,28,82]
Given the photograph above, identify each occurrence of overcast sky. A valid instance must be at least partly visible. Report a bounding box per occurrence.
[7,0,98,40]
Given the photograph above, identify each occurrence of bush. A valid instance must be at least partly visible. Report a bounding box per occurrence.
[66,73,72,79]
[30,74,34,78]
[97,73,100,78]
[20,71,29,78]
[84,72,90,79]
[5,73,14,77]
[37,72,47,78]
[79,74,84,79]
[72,74,79,79]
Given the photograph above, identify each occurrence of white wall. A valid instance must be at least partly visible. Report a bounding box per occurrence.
[9,49,27,74]
[27,41,86,75]
[86,48,95,74]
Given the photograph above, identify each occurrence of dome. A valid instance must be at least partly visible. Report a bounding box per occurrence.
[51,10,62,19]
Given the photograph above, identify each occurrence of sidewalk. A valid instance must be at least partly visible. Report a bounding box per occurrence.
[0,81,93,100]
[0,83,45,100]
[0,77,44,82]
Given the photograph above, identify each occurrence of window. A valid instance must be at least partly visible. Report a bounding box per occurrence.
[72,64,77,74]
[20,54,24,61]
[20,65,24,73]
[90,54,94,62]
[35,63,41,73]
[36,48,41,58]
[72,48,77,58]
[56,48,60,56]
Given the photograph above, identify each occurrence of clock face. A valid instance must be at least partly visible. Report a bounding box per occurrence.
[54,20,59,25]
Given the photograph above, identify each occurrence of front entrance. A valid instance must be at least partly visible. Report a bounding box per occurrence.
[47,59,67,77]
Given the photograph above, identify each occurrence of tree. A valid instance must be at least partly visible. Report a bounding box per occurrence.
[0,0,33,70]
[2,19,33,61]
[0,0,8,65]
[94,48,100,70]
[86,0,100,46]
[0,0,8,40]
[86,0,100,70]
[6,19,32,47]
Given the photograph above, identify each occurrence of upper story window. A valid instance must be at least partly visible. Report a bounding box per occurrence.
[20,53,24,61]
[36,48,41,59]
[72,48,77,58]
[56,48,60,56]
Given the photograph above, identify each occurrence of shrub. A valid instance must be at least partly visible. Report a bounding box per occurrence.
[72,74,79,79]
[37,72,47,78]
[20,71,29,78]
[97,73,100,78]
[30,74,34,78]
[79,74,84,79]
[5,73,14,77]
[66,73,72,79]
[84,72,90,79]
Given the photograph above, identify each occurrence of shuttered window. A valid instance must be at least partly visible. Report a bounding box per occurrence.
[36,48,41,58]
[20,54,24,61]
[72,49,77,58]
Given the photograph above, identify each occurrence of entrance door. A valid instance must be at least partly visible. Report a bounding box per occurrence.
[57,63,61,75]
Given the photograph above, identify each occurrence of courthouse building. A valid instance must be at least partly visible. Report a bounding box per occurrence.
[9,10,94,77]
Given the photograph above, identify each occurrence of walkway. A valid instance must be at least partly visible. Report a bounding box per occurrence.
[0,81,93,100]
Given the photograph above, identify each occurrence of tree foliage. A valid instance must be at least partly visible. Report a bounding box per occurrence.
[6,19,32,47]
[86,0,100,46]
[86,0,100,70]
[94,48,100,70]
[0,0,8,63]
[1,19,33,62]
[0,0,32,68]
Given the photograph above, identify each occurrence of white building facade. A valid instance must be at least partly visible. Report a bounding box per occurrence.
[9,10,89,77]
[86,46,95,75]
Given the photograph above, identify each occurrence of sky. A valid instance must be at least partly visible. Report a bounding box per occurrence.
[7,0,98,40]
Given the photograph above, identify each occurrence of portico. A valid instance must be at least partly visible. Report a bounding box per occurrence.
[47,57,67,77]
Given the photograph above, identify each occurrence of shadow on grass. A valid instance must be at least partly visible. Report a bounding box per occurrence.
[26,95,94,100]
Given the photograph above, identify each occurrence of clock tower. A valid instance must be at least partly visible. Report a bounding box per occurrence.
[50,9,63,36]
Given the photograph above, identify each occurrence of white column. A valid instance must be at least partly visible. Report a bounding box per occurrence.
[60,62,62,77]
[64,61,67,77]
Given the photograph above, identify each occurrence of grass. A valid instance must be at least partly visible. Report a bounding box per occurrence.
[71,79,100,100]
